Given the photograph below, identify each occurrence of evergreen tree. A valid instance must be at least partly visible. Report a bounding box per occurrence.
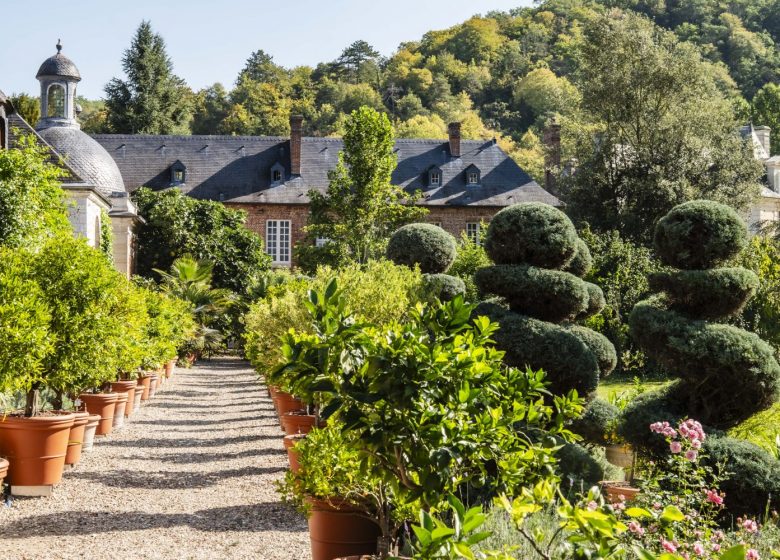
[752,82,780,155]
[104,21,192,134]
[297,107,427,271]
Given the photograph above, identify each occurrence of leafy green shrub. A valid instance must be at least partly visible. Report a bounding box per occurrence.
[484,202,578,268]
[562,238,593,277]
[447,231,492,302]
[570,398,619,445]
[99,209,114,264]
[734,236,780,351]
[141,287,197,369]
[386,223,456,273]
[629,204,780,428]
[653,200,747,270]
[421,273,466,302]
[556,442,609,490]
[475,203,616,396]
[109,278,149,378]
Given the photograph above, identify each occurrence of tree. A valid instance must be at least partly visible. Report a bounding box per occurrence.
[563,12,763,244]
[239,49,288,86]
[190,83,231,135]
[0,134,70,249]
[8,93,40,126]
[104,21,192,134]
[752,82,780,155]
[334,40,381,84]
[297,107,427,271]
[132,187,270,295]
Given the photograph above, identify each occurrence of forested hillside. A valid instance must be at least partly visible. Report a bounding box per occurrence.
[16,0,778,188]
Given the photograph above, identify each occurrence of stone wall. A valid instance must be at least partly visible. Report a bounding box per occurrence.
[65,190,109,248]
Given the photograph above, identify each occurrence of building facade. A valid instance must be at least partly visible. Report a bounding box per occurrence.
[742,125,780,232]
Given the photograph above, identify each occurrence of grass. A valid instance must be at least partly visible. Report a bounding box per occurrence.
[728,401,780,458]
[595,377,670,403]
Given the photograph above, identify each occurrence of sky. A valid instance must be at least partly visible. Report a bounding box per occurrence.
[1,0,532,100]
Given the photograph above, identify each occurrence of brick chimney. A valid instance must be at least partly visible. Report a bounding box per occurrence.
[290,114,303,176]
[543,118,562,195]
[448,122,461,158]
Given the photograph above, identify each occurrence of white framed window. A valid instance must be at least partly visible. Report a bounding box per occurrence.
[466,222,481,245]
[266,220,291,265]
[430,171,440,185]
[315,237,330,248]
[467,171,479,185]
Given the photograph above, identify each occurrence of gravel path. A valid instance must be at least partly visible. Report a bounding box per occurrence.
[0,357,311,560]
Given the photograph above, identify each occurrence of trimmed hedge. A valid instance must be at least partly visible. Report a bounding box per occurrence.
[580,282,606,320]
[484,203,578,268]
[648,268,758,319]
[567,325,617,377]
[654,200,747,270]
[387,223,457,274]
[421,273,466,302]
[563,238,593,277]
[474,265,589,322]
[571,398,619,445]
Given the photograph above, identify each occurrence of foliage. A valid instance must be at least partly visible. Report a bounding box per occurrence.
[104,21,192,134]
[571,398,620,446]
[99,208,113,264]
[752,83,780,155]
[410,495,493,559]
[629,201,780,428]
[297,107,427,271]
[139,287,194,368]
[155,256,233,326]
[734,236,780,351]
[448,231,492,302]
[421,273,466,303]
[476,203,616,396]
[0,134,69,249]
[8,93,40,126]
[563,11,763,244]
[132,187,270,296]
[0,248,52,399]
[386,223,457,274]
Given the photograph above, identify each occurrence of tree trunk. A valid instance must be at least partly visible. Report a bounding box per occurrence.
[52,390,64,411]
[24,386,40,417]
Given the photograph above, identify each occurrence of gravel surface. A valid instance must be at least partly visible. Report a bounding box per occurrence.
[0,357,311,560]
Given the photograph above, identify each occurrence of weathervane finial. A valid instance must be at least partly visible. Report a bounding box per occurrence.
[56,39,62,54]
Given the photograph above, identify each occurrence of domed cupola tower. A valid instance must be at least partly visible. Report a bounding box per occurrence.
[36,40,81,130]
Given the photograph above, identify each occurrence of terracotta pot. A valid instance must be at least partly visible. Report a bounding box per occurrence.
[79,393,118,436]
[601,481,640,504]
[282,410,317,436]
[138,374,152,401]
[0,457,8,488]
[110,380,136,419]
[81,414,102,453]
[307,497,380,560]
[165,359,175,378]
[0,412,75,486]
[112,393,129,429]
[148,375,159,399]
[64,411,90,466]
[274,391,304,428]
[283,434,306,473]
[132,389,143,413]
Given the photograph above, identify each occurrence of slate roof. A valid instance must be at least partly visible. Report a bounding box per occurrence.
[91,134,561,207]
[36,52,81,81]
[38,126,126,197]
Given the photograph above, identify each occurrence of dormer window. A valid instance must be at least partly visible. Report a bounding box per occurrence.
[170,160,186,184]
[427,166,442,187]
[270,162,285,185]
[465,165,481,186]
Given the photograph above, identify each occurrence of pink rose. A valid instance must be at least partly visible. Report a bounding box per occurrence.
[743,519,758,533]
[706,489,723,505]
[691,439,702,449]
[662,539,677,553]
[685,449,698,461]
[670,441,682,453]
[628,521,644,536]
[587,501,598,511]
[693,542,705,556]
[712,543,720,552]
[747,549,760,560]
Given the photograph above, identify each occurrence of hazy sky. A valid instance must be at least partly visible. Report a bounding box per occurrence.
[1,0,532,99]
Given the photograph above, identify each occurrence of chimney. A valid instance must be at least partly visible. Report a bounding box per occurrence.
[543,118,562,195]
[755,126,771,157]
[290,114,303,176]
[448,122,461,158]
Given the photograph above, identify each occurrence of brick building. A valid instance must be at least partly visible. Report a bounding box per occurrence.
[94,117,560,266]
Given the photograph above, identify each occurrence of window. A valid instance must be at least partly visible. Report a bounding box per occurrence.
[266,220,291,265]
[47,84,66,118]
[174,170,184,182]
[170,161,186,184]
[315,237,330,248]
[273,169,282,182]
[430,171,440,185]
[270,162,285,185]
[466,222,481,245]
[467,171,479,185]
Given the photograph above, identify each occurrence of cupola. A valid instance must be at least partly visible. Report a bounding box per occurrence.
[36,40,82,131]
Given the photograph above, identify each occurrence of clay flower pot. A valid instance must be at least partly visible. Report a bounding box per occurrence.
[307,497,381,560]
[148,375,159,400]
[283,434,306,473]
[0,412,75,487]
[64,411,90,466]
[601,480,640,504]
[138,374,152,401]
[110,380,137,418]
[0,457,8,488]
[79,393,118,436]
[274,390,304,428]
[81,414,102,453]
[112,393,129,429]
[131,389,143,414]
[165,359,175,378]
[282,410,317,436]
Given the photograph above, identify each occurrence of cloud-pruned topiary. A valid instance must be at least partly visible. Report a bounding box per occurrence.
[474,203,616,396]
[421,273,466,303]
[629,200,780,429]
[386,223,457,274]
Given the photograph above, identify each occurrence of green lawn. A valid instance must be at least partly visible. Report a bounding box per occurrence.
[595,378,670,402]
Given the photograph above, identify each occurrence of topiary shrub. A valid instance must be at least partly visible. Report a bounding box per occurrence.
[629,200,780,428]
[571,398,620,445]
[474,203,616,396]
[386,223,457,274]
[421,273,466,302]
